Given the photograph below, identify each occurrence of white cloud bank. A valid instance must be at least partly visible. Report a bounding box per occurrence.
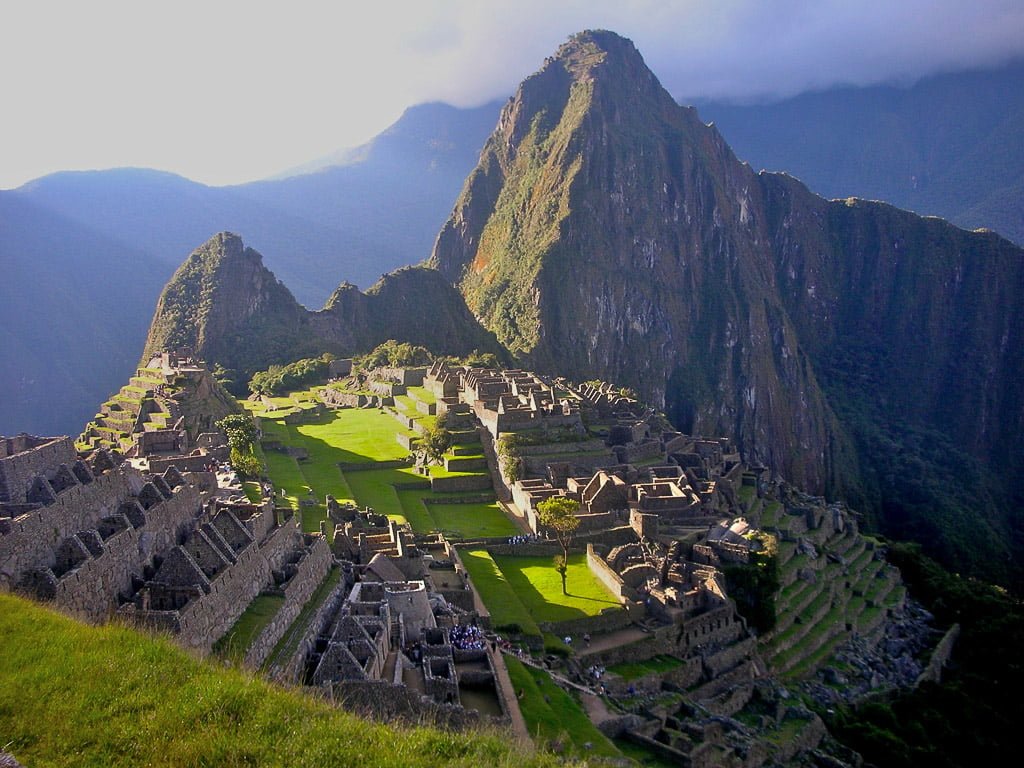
[2,0,1021,188]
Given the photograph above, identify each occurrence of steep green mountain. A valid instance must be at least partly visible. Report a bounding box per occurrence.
[431,31,1024,587]
[142,232,501,388]
[697,61,1024,245]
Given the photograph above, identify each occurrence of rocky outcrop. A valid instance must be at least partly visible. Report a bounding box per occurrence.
[142,233,502,385]
[431,30,1024,585]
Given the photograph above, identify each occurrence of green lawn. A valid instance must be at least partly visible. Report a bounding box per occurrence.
[406,386,437,405]
[492,554,620,623]
[213,594,285,663]
[461,551,620,633]
[297,409,412,464]
[460,550,541,636]
[242,481,263,503]
[257,404,501,538]
[345,468,412,519]
[425,501,518,540]
[0,593,564,768]
[504,656,620,758]
[606,655,685,681]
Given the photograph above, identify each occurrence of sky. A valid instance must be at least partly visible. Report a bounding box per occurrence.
[2,0,1022,190]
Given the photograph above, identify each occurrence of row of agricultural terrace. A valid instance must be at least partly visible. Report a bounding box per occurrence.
[0,352,947,765]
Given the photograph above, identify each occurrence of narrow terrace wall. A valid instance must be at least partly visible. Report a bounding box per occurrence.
[268,573,350,684]
[244,538,333,668]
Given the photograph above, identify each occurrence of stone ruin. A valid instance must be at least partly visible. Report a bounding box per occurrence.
[78,351,232,471]
[287,513,513,728]
[0,432,330,659]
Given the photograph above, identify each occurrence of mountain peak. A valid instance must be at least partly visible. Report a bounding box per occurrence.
[555,29,643,69]
[531,29,673,111]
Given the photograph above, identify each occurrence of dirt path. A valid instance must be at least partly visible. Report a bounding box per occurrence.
[577,626,650,656]
[579,691,616,725]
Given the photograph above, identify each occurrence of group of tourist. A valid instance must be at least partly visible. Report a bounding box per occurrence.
[449,623,486,650]
[507,533,540,546]
[586,664,607,680]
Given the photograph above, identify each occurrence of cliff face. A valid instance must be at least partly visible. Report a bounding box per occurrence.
[432,31,845,491]
[143,232,501,383]
[432,31,1024,583]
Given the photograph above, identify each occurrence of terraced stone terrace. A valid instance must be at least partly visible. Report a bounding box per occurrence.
[78,367,176,452]
[754,501,905,681]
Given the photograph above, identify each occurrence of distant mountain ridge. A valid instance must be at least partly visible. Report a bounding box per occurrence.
[4,49,1024,455]
[697,60,1024,245]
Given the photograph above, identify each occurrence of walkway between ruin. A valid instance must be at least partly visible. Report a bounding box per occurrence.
[579,691,616,725]
[508,653,595,696]
[577,626,650,656]
[488,647,531,744]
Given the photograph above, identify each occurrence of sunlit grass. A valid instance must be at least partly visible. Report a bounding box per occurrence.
[0,593,566,768]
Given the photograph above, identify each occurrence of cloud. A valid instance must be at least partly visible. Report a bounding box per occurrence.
[1,1,1022,187]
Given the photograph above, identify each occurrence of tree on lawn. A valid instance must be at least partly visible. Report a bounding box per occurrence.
[415,416,450,467]
[216,414,258,453]
[216,414,261,478]
[537,496,580,594]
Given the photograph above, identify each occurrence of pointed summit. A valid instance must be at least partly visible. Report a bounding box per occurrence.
[429,27,1024,581]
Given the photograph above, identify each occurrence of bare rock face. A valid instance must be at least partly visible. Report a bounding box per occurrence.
[432,30,1024,583]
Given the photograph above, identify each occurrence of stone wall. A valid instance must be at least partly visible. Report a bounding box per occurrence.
[0,436,77,503]
[147,454,216,474]
[127,515,303,653]
[1,464,199,594]
[50,486,200,620]
[917,622,960,686]
[513,439,607,457]
[540,606,639,638]
[333,679,504,731]
[586,543,634,602]
[522,452,617,476]
[430,474,492,493]
[319,389,374,408]
[244,537,334,668]
[268,572,351,684]
[616,440,663,464]
[603,656,704,696]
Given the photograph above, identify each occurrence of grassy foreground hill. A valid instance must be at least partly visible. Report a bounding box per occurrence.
[0,594,563,768]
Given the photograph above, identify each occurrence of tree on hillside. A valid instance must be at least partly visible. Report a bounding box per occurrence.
[358,340,432,369]
[537,496,581,594]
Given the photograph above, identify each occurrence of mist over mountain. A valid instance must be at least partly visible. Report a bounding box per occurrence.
[698,60,1024,245]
